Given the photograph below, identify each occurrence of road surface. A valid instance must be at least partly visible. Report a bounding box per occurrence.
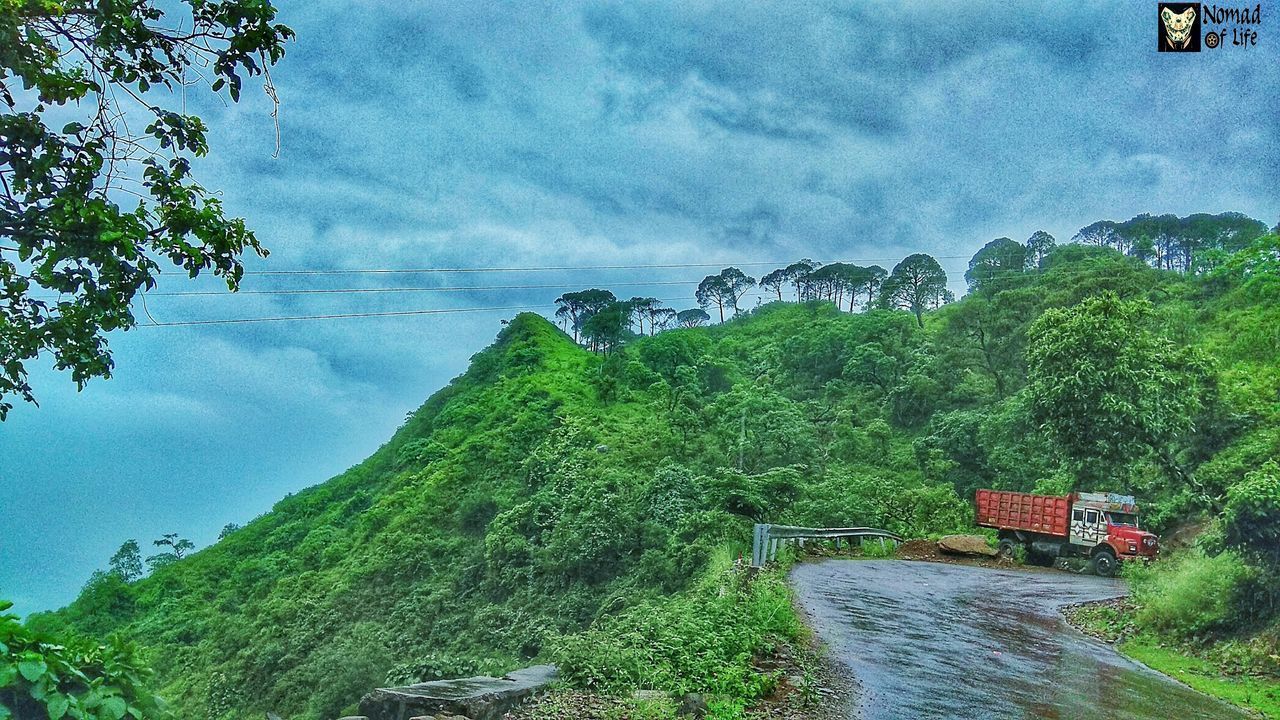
[791,560,1248,720]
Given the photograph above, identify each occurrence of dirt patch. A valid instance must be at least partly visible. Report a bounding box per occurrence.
[872,538,1008,568]
[805,538,1077,575]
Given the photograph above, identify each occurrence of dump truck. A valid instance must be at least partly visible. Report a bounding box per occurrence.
[975,489,1159,576]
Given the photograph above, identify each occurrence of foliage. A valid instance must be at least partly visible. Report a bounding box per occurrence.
[1073,212,1267,274]
[676,308,710,328]
[1026,293,1212,488]
[878,253,950,327]
[695,268,756,322]
[0,0,294,418]
[1223,462,1280,571]
[107,543,142,584]
[1126,551,1254,638]
[0,600,166,720]
[965,237,1027,290]
[32,223,1280,718]
[552,551,799,708]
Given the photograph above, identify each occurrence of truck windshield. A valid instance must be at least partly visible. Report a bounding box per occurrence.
[1107,512,1139,527]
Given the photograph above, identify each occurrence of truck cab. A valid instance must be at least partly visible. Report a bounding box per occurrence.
[1069,492,1159,573]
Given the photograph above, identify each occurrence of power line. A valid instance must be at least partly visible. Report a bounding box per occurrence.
[135,296,696,327]
[238,256,977,276]
[138,279,702,297]
[136,304,549,326]
[244,261,788,276]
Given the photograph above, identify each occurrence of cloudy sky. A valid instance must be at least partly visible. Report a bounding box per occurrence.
[2,1,1277,615]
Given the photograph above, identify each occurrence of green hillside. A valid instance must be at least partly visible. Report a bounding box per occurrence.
[23,224,1280,719]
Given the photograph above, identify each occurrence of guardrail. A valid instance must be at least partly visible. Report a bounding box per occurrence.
[751,524,905,567]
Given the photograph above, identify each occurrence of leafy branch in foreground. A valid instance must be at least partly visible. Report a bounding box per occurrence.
[0,0,294,418]
[0,599,166,720]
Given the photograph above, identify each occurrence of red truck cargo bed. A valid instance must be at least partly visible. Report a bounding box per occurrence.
[975,489,1070,537]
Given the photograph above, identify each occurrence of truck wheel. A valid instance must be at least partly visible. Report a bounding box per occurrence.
[996,539,1017,560]
[1092,549,1118,577]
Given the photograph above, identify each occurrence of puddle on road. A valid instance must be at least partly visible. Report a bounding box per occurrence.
[791,560,1248,720]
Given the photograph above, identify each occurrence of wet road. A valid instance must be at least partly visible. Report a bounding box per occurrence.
[791,560,1248,720]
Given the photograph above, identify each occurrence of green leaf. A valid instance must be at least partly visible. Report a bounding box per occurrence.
[0,702,10,719]
[101,696,127,720]
[0,664,15,687]
[18,658,47,682]
[46,694,69,719]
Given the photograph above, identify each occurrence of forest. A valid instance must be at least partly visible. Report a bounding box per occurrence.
[5,211,1279,720]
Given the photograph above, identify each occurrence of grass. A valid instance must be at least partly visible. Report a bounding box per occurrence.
[549,547,805,717]
[1121,638,1280,718]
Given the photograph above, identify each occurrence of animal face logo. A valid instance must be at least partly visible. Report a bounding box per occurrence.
[1158,3,1201,52]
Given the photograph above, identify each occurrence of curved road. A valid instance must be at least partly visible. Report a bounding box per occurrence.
[791,560,1248,720]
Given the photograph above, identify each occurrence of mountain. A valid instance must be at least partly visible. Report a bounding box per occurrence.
[26,229,1280,720]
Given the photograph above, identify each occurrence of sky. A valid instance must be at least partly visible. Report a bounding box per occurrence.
[2,1,1277,616]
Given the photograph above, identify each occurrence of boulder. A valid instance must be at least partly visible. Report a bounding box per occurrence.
[359,665,556,720]
[937,534,998,557]
[677,693,707,718]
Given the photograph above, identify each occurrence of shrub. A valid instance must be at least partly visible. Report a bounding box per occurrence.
[551,549,799,705]
[1128,551,1254,637]
[1224,461,1280,570]
[0,600,167,720]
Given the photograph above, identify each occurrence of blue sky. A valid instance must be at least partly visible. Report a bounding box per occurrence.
[2,1,1277,616]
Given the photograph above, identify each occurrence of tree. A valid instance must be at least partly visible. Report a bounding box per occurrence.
[965,237,1027,290]
[623,297,672,336]
[624,297,659,335]
[805,263,867,310]
[147,532,194,571]
[579,301,631,353]
[941,289,1040,398]
[878,254,949,327]
[1026,293,1212,489]
[218,523,241,540]
[1024,231,1057,270]
[785,259,819,301]
[695,267,755,322]
[1224,462,1280,572]
[1074,220,1125,253]
[648,307,677,334]
[108,539,143,582]
[759,267,789,301]
[554,289,616,342]
[861,265,887,305]
[0,0,295,419]
[676,308,710,328]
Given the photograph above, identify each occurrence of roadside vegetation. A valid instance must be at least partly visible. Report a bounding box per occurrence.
[9,213,1280,719]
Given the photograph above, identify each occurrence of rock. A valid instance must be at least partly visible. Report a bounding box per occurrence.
[336,717,370,720]
[937,534,998,557]
[677,693,707,718]
[359,665,556,720]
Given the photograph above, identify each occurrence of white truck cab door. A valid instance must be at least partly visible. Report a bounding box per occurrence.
[1070,506,1105,546]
